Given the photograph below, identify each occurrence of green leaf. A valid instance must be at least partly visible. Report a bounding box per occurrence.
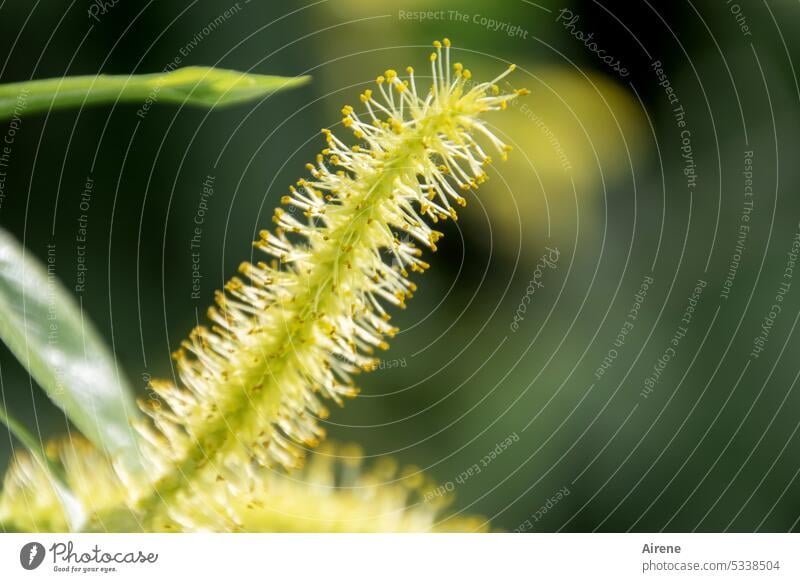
[0,66,310,119]
[0,401,86,529]
[0,401,66,484]
[0,228,142,471]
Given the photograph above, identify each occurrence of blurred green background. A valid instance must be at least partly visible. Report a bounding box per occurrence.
[1,0,800,532]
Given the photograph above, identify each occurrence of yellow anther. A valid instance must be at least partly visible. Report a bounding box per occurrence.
[406,66,414,74]
[430,52,437,62]
[433,40,442,49]
[376,75,385,84]
[443,38,451,47]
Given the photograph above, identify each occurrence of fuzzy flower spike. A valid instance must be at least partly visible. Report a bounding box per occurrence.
[68,40,524,529]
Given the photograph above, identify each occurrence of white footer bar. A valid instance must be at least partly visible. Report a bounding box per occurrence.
[1,533,797,581]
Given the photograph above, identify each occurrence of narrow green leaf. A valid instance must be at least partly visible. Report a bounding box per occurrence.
[0,401,66,484]
[0,401,86,530]
[0,228,142,471]
[0,66,310,119]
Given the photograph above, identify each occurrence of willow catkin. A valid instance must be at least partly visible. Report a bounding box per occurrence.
[1,39,525,531]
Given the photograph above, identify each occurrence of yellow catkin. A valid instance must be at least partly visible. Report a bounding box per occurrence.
[0,438,487,533]
[0,40,524,531]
